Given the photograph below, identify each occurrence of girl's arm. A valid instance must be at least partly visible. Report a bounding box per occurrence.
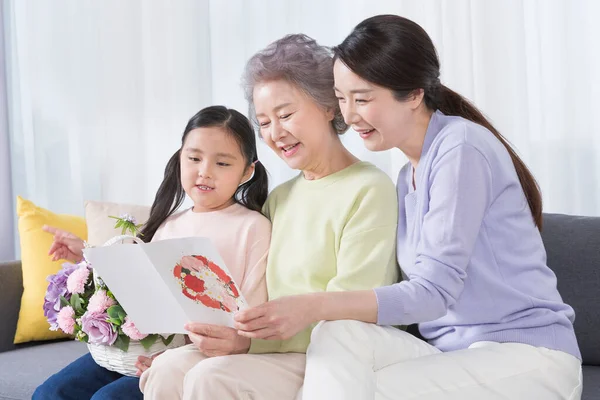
[238,220,270,308]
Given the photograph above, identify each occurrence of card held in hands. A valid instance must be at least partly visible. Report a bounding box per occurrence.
[83,237,247,335]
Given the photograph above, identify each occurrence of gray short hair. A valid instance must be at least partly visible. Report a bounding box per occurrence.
[242,34,348,135]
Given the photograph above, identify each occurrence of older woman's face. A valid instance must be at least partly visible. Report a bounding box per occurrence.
[253,80,335,172]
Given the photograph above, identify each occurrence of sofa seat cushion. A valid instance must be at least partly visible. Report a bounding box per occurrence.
[582,365,600,400]
[0,340,88,400]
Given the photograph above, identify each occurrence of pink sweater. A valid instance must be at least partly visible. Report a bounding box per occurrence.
[153,203,270,307]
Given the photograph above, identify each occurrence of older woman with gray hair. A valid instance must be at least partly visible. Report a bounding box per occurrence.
[140,34,399,399]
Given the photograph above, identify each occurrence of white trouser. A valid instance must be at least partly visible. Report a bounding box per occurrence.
[302,320,582,400]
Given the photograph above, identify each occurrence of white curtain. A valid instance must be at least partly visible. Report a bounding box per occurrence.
[5,0,600,256]
[0,0,15,260]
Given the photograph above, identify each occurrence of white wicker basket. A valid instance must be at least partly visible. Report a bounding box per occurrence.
[87,234,185,377]
[88,334,185,377]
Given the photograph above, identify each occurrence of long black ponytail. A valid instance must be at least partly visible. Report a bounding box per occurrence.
[334,15,543,230]
[139,106,269,242]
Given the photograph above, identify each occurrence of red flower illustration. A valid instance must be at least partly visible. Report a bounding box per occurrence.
[173,255,242,313]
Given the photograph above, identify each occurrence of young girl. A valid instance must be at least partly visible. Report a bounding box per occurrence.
[235,16,582,400]
[33,105,271,400]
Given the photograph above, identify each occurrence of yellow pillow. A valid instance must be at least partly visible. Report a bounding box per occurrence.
[13,196,88,344]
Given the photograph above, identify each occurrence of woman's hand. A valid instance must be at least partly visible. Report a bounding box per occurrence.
[185,323,250,357]
[234,294,318,341]
[43,225,85,262]
[135,352,163,377]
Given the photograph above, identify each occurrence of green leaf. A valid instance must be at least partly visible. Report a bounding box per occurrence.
[107,317,122,326]
[84,286,95,299]
[115,220,124,229]
[108,215,119,220]
[113,334,130,352]
[140,334,158,350]
[161,334,175,346]
[70,293,84,314]
[107,305,126,324]
[60,295,69,307]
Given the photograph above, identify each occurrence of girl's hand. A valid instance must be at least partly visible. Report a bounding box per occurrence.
[135,352,163,376]
[43,225,85,262]
[234,295,317,341]
[185,323,250,357]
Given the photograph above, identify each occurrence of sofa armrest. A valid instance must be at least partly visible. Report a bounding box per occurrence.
[0,260,23,353]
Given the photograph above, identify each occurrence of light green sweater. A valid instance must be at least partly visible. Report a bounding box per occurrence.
[250,161,399,354]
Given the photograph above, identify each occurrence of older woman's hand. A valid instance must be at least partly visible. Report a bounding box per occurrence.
[185,323,250,357]
[234,295,318,341]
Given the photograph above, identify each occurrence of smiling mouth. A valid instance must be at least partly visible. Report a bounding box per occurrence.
[280,143,300,157]
[358,129,375,138]
[196,185,214,192]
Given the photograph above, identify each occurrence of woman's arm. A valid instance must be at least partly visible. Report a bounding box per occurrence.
[314,290,378,323]
[375,143,493,326]
[235,290,378,340]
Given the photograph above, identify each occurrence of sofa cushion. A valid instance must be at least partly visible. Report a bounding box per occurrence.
[0,261,23,353]
[14,197,88,344]
[84,200,150,246]
[581,365,600,400]
[541,213,600,366]
[0,340,88,400]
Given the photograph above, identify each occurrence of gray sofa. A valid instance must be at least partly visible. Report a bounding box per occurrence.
[0,213,599,399]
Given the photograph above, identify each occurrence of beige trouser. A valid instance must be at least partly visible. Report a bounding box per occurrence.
[140,344,306,399]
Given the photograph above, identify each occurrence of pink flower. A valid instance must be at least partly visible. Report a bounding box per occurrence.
[57,306,75,334]
[81,312,118,345]
[87,290,116,313]
[66,266,90,294]
[121,317,148,340]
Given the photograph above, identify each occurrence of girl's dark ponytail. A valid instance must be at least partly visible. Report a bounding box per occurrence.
[138,151,185,242]
[138,105,269,241]
[236,160,268,213]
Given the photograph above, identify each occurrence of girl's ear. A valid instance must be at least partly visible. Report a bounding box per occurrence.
[239,162,256,186]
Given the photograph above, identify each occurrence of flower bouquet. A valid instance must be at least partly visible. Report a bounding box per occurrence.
[43,214,184,376]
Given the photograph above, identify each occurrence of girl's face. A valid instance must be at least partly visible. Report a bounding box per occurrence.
[333,59,422,152]
[180,127,254,213]
[253,79,336,172]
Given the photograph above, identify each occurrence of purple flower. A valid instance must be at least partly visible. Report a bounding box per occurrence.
[81,311,118,346]
[119,213,137,224]
[43,263,79,330]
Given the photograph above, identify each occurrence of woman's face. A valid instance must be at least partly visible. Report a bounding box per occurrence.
[333,59,421,152]
[253,79,335,172]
